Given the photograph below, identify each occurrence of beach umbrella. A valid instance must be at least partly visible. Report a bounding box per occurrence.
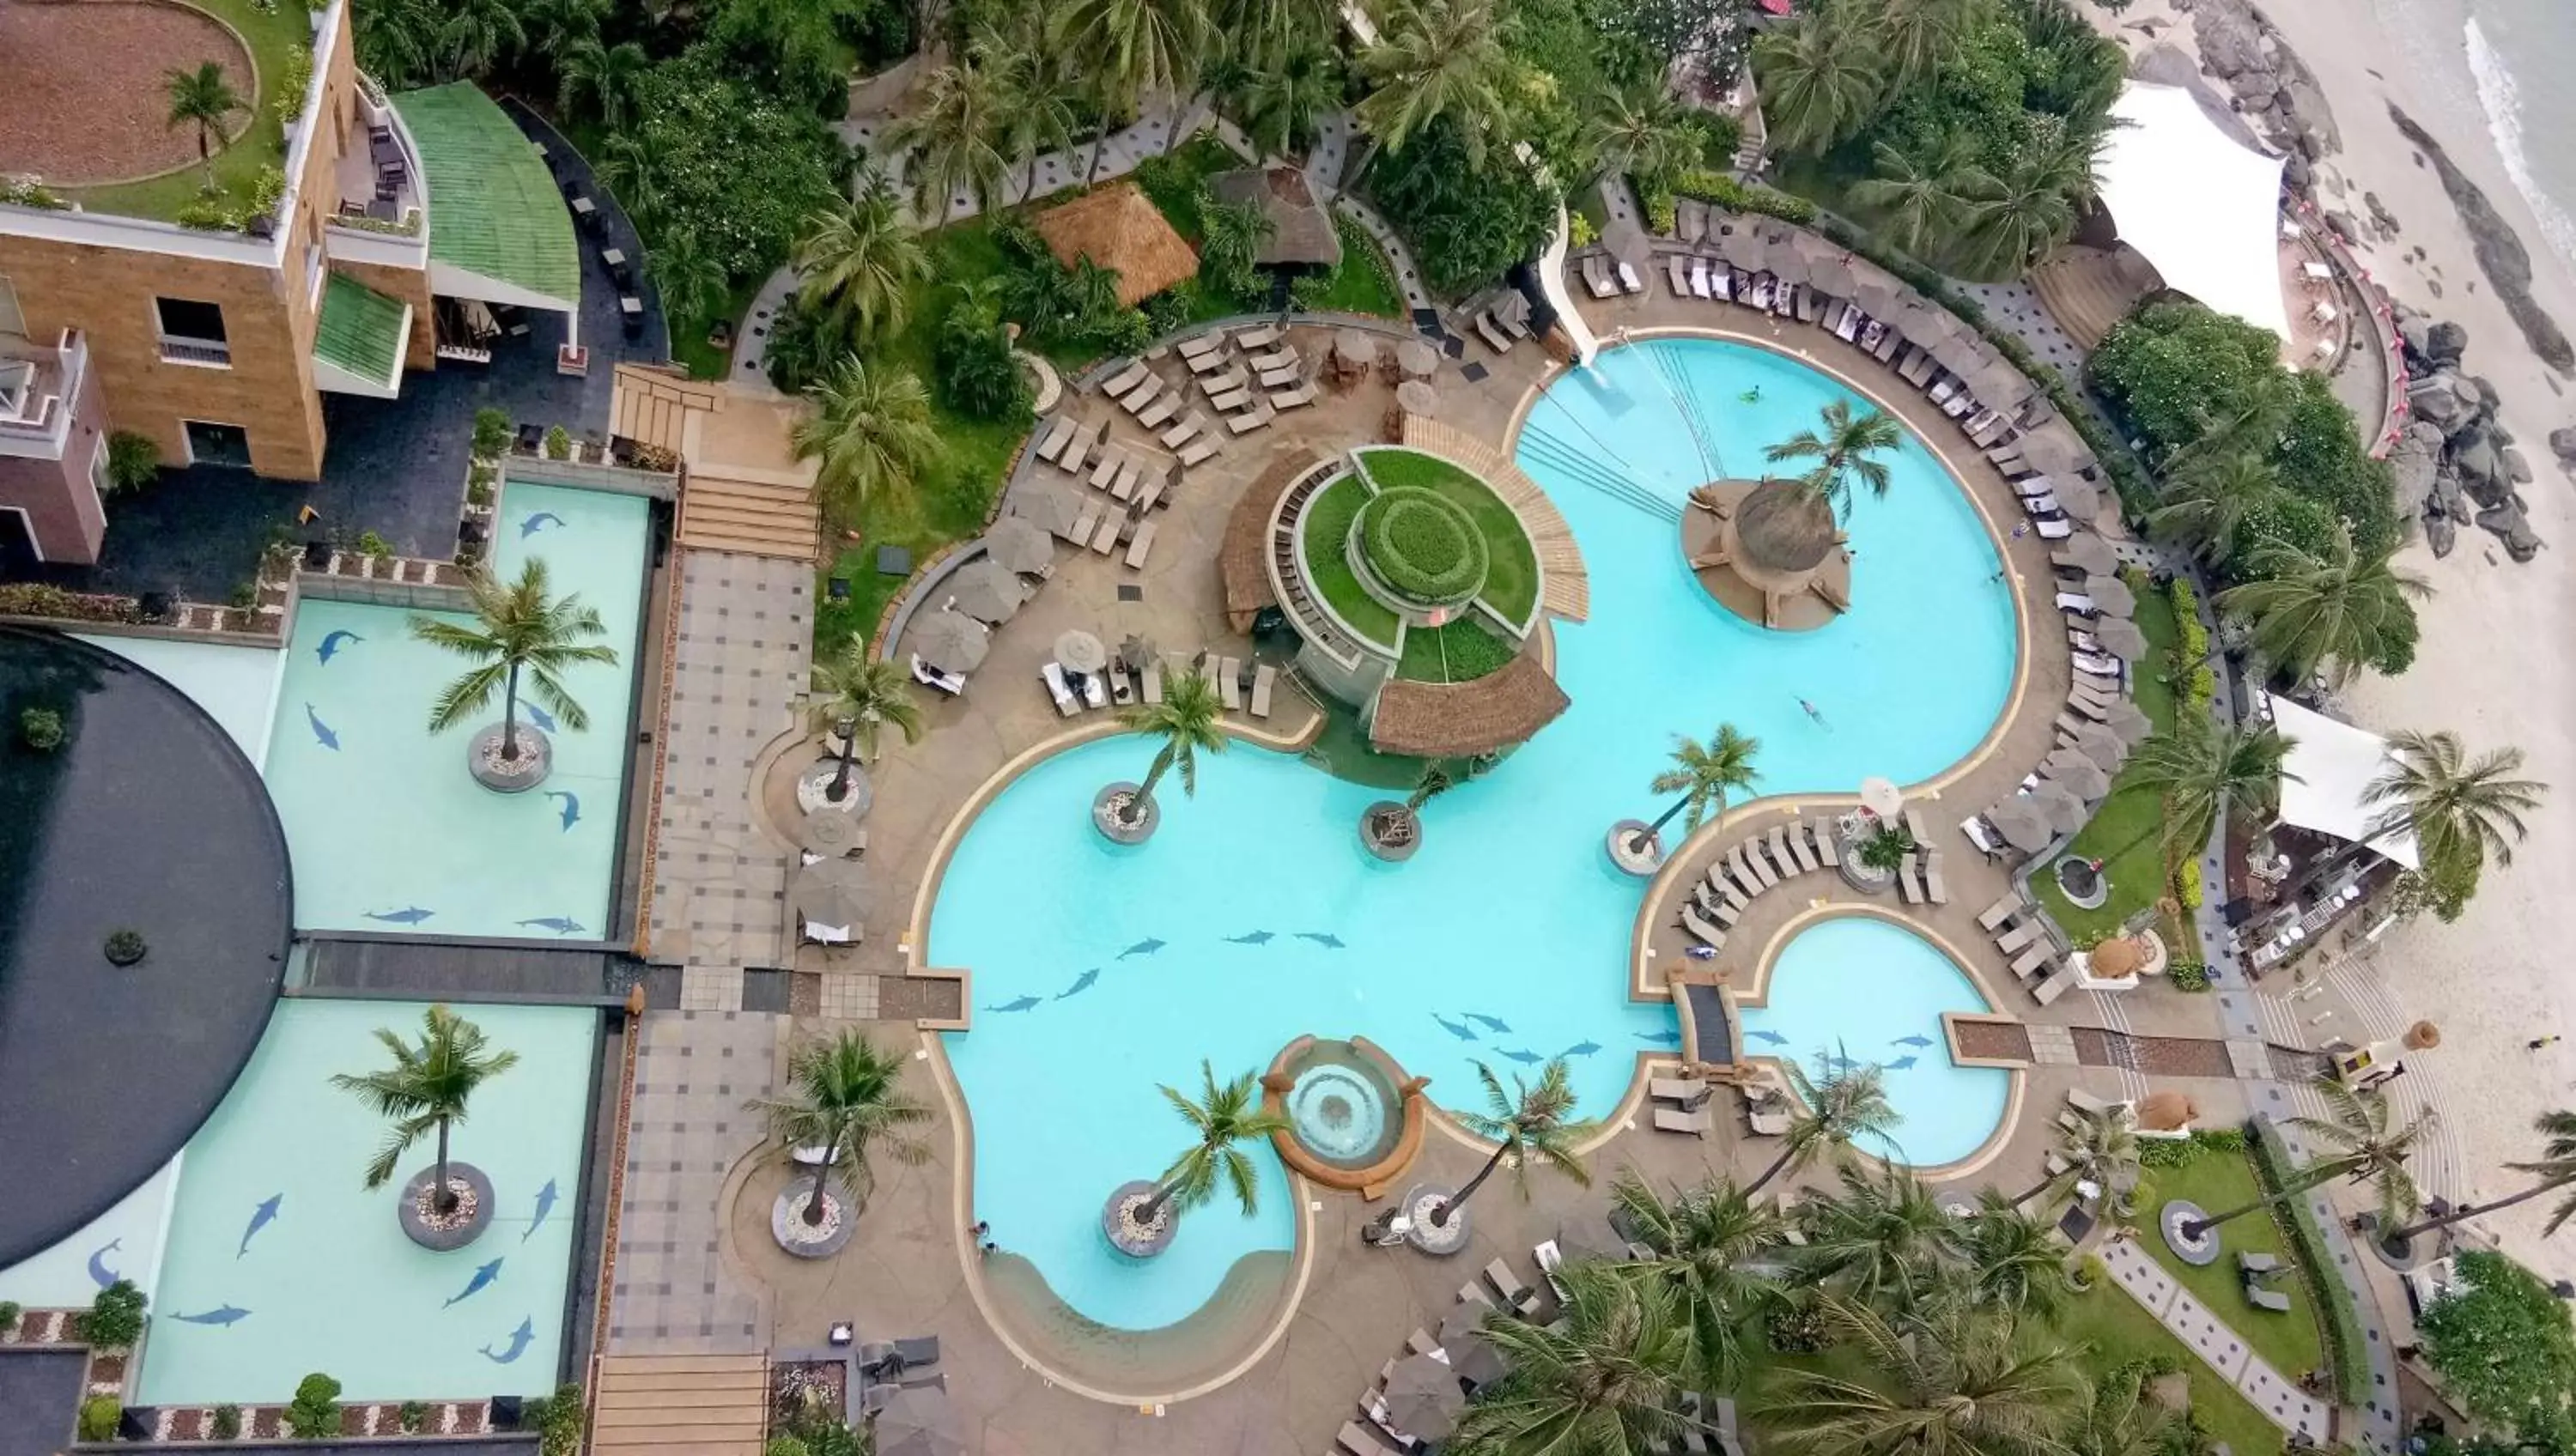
[1806,248,1856,299]
[802,807,861,855]
[948,559,1029,625]
[1973,359,2029,407]
[871,1386,966,1456]
[2139,1090,2197,1133]
[984,515,1054,576]
[913,610,988,674]
[2081,575,2136,618]
[1396,339,1439,379]
[2050,534,2117,575]
[2041,747,2094,779]
[1858,776,1905,821]
[1383,1355,1467,1443]
[1765,246,1811,288]
[2102,699,2154,746]
[1438,1301,1491,1347]
[2029,780,2089,835]
[1558,1208,1628,1265]
[1011,481,1084,538]
[2051,473,2101,520]
[1903,303,1960,348]
[1334,328,1378,372]
[2093,616,2149,661]
[792,858,866,937]
[1118,634,1158,674]
[1853,276,1906,319]
[1988,798,2054,854]
[1442,1318,1510,1387]
[2047,758,2113,803]
[2070,723,2130,771]
[1933,337,1986,377]
[2020,425,2090,477]
[1054,628,1108,674]
[1395,379,1438,416]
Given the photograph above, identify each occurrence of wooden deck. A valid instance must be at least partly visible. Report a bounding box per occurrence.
[590,1353,768,1456]
[1400,416,1592,622]
[677,470,821,559]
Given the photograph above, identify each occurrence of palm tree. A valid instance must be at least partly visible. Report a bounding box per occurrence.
[809,635,924,803]
[597,132,662,234]
[1610,1172,1790,1391]
[1112,667,1226,826]
[1364,759,1459,848]
[1354,0,1517,168]
[410,559,620,764]
[1583,81,1693,186]
[747,1031,933,1227]
[647,228,726,332]
[558,38,648,129]
[1748,1054,1900,1194]
[2387,1110,2576,1244]
[2148,452,2279,567]
[437,0,526,78]
[1197,196,1277,298]
[793,359,942,530]
[1764,399,1904,518]
[1758,1297,2085,1456]
[982,6,1085,202]
[1871,0,1985,90]
[2363,728,2547,882]
[164,63,246,192]
[1850,138,1976,259]
[520,0,605,52]
[2014,1102,2138,1216]
[1209,0,1336,70]
[885,60,1010,225]
[330,1004,520,1215]
[1133,1060,1289,1225]
[1796,1163,1965,1313]
[1752,10,1881,156]
[794,192,932,344]
[2179,1079,2433,1241]
[1054,0,1213,157]
[1232,34,1342,159]
[2219,522,2431,685]
[1959,148,2080,276]
[1451,1261,1692,1456]
[2109,716,2299,865]
[1633,724,1760,854]
[1432,1057,1597,1229]
[1958,1191,2066,1324]
[2068,1361,2178,1456]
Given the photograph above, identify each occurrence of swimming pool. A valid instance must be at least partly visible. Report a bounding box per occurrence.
[137,999,597,1405]
[261,480,650,938]
[929,336,2019,1333]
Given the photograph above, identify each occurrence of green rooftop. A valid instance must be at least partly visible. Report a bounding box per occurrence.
[313,273,407,386]
[389,82,580,306]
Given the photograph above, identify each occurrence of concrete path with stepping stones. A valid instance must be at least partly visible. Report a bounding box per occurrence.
[2099,1238,2333,1442]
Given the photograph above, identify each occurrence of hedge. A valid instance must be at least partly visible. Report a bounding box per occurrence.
[1359,487,1490,605]
[2247,1115,2372,1398]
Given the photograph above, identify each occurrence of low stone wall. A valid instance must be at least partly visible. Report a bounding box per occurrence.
[505,456,678,502]
[296,553,472,613]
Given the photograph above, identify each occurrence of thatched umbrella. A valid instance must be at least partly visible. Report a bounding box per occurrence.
[985,514,1054,576]
[1735,480,1840,574]
[2047,757,2114,803]
[1395,379,1438,417]
[1973,359,2030,408]
[949,558,1029,625]
[913,610,989,674]
[2093,616,2149,661]
[1805,245,1856,299]
[1383,1355,1467,1443]
[1765,241,1811,288]
[1397,339,1439,379]
[1724,231,1771,275]
[2029,780,2089,835]
[1902,303,1961,348]
[2081,574,2137,618]
[2051,473,2101,520]
[2050,534,2117,575]
[2091,935,2145,978]
[1988,798,2054,854]
[2139,1089,2197,1133]
[2102,698,2154,746]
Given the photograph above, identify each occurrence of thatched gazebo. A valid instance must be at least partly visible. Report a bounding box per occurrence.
[1209,165,1342,273]
[1683,478,1851,631]
[1033,182,1199,306]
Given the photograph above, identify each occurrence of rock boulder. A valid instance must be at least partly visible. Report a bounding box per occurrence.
[2549,426,2576,465]
[2425,513,2458,558]
[2426,320,2470,365]
[2505,446,2534,484]
[2476,501,2543,562]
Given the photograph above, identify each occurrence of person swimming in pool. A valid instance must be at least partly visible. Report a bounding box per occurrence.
[1798,697,1829,729]
[1740,385,1763,404]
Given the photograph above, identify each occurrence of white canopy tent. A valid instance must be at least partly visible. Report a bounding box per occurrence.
[2096,82,2294,345]
[2266,695,2421,869]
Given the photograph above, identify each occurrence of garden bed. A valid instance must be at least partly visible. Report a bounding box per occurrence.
[2135,1138,2328,1385]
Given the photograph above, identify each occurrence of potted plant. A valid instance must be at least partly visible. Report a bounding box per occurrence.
[1103,1061,1287,1257]
[331,1005,519,1247]
[103,929,147,967]
[747,1032,931,1257]
[410,560,618,792]
[1360,761,1456,861]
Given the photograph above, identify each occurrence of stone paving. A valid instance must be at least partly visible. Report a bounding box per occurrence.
[605,1011,781,1354]
[2100,1239,2332,1442]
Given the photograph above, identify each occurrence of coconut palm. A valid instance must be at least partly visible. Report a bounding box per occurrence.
[1850,138,1977,258]
[330,1004,520,1214]
[163,63,246,192]
[597,131,662,234]
[1113,667,1227,826]
[1431,1057,1597,1229]
[1757,1297,2086,1456]
[2179,1079,2433,1241]
[1633,724,1760,854]
[1957,1190,2067,1324]
[2220,522,2432,685]
[1133,1060,1289,1225]
[2068,1361,2179,1456]
[1959,148,2081,276]
[1748,1054,1900,1194]
[793,358,941,529]
[2014,1102,2138,1216]
[1354,0,1518,168]
[410,559,619,764]
[2388,1110,2576,1244]
[1752,9,1882,156]
[794,191,932,344]
[557,37,648,129]
[2364,728,2547,881]
[1610,1171,1790,1390]
[1231,33,1343,159]
[2110,716,2299,864]
[1583,81,1694,186]
[520,0,605,52]
[1451,1260,1692,1456]
[1054,0,1212,156]
[982,6,1085,202]
[1209,0,1337,70]
[885,59,1011,225]
[1765,399,1904,518]
[647,228,727,333]
[2148,452,2280,568]
[1365,760,1459,848]
[1198,196,1277,299]
[437,0,526,78]
[809,635,924,803]
[747,1031,933,1227]
[1796,1163,1965,1313]
[1871,0,1987,89]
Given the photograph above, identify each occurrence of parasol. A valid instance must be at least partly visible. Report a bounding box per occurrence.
[1397,338,1439,379]
[1858,776,1905,821]
[947,558,1029,625]
[2081,574,2137,618]
[2102,698,2154,747]
[1334,328,1378,372]
[2029,780,2089,835]
[912,610,989,674]
[1010,481,1084,539]
[2093,616,2148,661]
[802,807,862,855]
[871,1386,966,1456]
[1054,628,1108,674]
[984,514,1054,576]
[2051,473,2101,520]
[2046,757,2113,803]
[2050,534,2117,574]
[1988,798,2054,854]
[1395,379,1438,416]
[1382,1354,1466,1443]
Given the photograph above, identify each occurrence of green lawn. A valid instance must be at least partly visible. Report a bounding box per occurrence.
[1311,213,1406,318]
[2029,579,2185,941]
[1300,474,1402,649]
[1354,447,1540,627]
[2056,1286,2287,1456]
[672,276,766,382]
[1396,617,1513,683]
[2134,1154,2328,1385]
[67,0,315,222]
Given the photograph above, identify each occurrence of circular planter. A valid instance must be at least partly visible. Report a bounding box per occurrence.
[1606,820,1665,877]
[2053,857,2111,910]
[1400,1182,1472,1255]
[1093,782,1159,843]
[1103,1179,1176,1258]
[398,1162,495,1251]
[468,722,552,793]
[2158,1198,2221,1266]
[1349,487,1490,612]
[771,1179,856,1259]
[796,758,875,817]
[2353,1211,2430,1271]
[1360,802,1420,862]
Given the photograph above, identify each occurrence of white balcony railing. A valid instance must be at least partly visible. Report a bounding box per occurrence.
[157,335,233,367]
[0,328,87,458]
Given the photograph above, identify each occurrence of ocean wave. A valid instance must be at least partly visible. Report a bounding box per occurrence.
[2465,14,2576,270]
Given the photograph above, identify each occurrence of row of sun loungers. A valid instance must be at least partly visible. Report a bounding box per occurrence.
[1673,816,1842,955]
[1578,252,1646,299]
[1894,850,1950,907]
[1162,652,1277,719]
[1979,893,2075,1005]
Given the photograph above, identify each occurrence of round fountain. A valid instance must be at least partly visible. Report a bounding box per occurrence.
[1261,1036,1428,1199]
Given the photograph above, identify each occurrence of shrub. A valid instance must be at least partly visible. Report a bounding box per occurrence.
[543,425,573,461]
[0,176,70,209]
[472,408,512,458]
[619,46,844,284]
[532,1382,586,1456]
[1857,824,1915,871]
[274,46,313,124]
[355,530,394,559]
[0,584,146,624]
[1668,168,1816,225]
[2168,960,2210,992]
[1764,1300,1829,1353]
[1083,307,1155,358]
[1569,213,1598,247]
[934,298,1030,422]
[1358,487,1489,604]
[175,196,246,232]
[768,1440,812,1456]
[103,929,148,966]
[2247,1116,2370,1398]
[79,1279,145,1349]
[20,706,64,751]
[398,1400,429,1434]
[212,1404,242,1441]
[104,431,162,493]
[2174,858,2203,911]
[285,1372,343,1439]
[1141,278,1205,334]
[78,1395,121,1441]
[2185,663,2216,708]
[0,1299,19,1335]
[250,165,289,220]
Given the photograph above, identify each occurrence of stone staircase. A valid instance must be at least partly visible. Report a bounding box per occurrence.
[1399,418,1591,622]
[676,470,821,560]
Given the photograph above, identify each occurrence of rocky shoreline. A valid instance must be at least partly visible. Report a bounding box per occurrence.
[2387,312,2543,561]
[2386,106,2576,377]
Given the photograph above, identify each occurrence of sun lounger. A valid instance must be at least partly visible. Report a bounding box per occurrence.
[1249,346,1299,373]
[1650,1077,1713,1111]
[1794,287,1819,323]
[1711,264,1735,301]
[1040,661,1078,717]
[1898,853,1924,904]
[1978,894,2022,931]
[2014,475,2057,499]
[1124,519,1158,568]
[2073,652,2123,678]
[1746,1094,1791,1138]
[1258,363,1303,391]
[1110,458,1142,500]
[2056,592,2096,615]
[1066,500,1101,544]
[2069,1088,2118,1116]
[1200,364,1249,397]
[1207,385,1254,412]
[1101,361,1150,398]
[2237,1251,2280,1275]
[1218,657,1243,711]
[1923,851,1949,905]
[1141,656,1163,704]
[1870,325,1899,361]
[1186,346,1235,376]
[1904,807,1929,845]
[1582,253,1616,299]
[1457,1279,1495,1311]
[1474,312,1514,353]
[2065,693,2111,724]
[1159,410,1206,448]
[1655,1106,1711,1137]
[2010,943,2054,980]
[1618,259,1643,294]
[1837,304,1862,343]
[1962,815,2002,855]
[1726,845,1767,895]
[1899,348,1936,385]
[2034,517,2073,540]
[1688,257,1712,299]
[1272,380,1318,409]
[1238,662,1272,717]
[1227,404,1277,435]
[1091,513,1121,555]
[1929,376,1960,405]
[1740,840,1779,889]
[1969,416,2010,448]
[1121,374,1166,413]
[1033,416,1075,463]
[1775,824,1811,875]
[1233,322,1283,350]
[2246,1283,2293,1313]
[1080,670,1107,709]
[1484,1258,1540,1315]
[1668,254,1692,296]
[1996,920,2042,955]
[2020,491,2059,516]
[1133,467,1169,513]
[911,654,966,696]
[1805,818,1839,868]
[2031,963,2076,1005]
[1088,444,1129,491]
[1680,904,1727,949]
[1179,438,1218,467]
[1704,864,1748,910]
[1338,1419,1404,1456]
[1109,659,1134,706]
[1057,421,1099,475]
[1176,331,1223,360]
[1135,392,1180,428]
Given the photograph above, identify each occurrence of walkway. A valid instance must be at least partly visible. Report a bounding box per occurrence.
[589,1351,768,1456]
[2099,1238,2332,1440]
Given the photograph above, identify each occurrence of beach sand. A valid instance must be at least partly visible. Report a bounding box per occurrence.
[2086,0,2576,1281]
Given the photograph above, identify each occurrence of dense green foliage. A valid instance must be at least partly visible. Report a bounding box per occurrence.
[617,48,844,284]
[1303,475,1405,646]
[285,1373,343,1440]
[1360,447,1542,623]
[2244,1117,2372,1398]
[1365,116,1562,295]
[78,1279,146,1350]
[2418,1251,2576,1450]
[1398,617,1516,682]
[1360,488,1492,604]
[78,1396,122,1442]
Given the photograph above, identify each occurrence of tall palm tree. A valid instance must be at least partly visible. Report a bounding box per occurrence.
[1451,1261,1692,1456]
[1432,1057,1597,1229]
[2111,716,2299,864]
[520,0,605,52]
[437,0,526,78]
[1752,9,1882,156]
[1957,1190,2066,1324]
[1113,667,1227,826]
[1054,0,1212,156]
[1634,724,1761,853]
[2014,1102,2138,1216]
[794,191,932,344]
[163,63,246,193]
[981,5,1085,202]
[2387,1110,2576,1244]
[2220,522,2431,685]
[2148,452,2279,567]
[647,228,726,332]
[2180,1079,2434,1241]
[1796,1163,1965,1313]
[557,37,648,129]
[1197,196,1277,298]
[1583,81,1693,186]
[1231,33,1342,159]
[1354,0,1517,168]
[2364,728,2547,881]
[1748,1054,1900,1194]
[793,359,942,530]
[1871,0,1988,90]
[885,60,1011,225]
[1209,0,1336,70]
[1758,1297,2085,1456]
[2157,368,2300,478]
[597,131,662,234]
[809,635,924,802]
[1610,1172,1790,1391]
[1764,399,1904,519]
[410,559,620,764]
[330,1004,520,1214]
[1134,1060,1289,1224]
[2068,1362,2179,1456]
[747,1031,933,1227]
[1850,138,1976,258]
[1959,148,2080,276]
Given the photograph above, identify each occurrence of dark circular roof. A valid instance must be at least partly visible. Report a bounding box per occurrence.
[0,628,290,1267]
[1737,479,1841,573]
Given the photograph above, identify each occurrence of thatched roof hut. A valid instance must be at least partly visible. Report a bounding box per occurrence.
[1369,654,1571,757]
[1210,166,1343,270]
[1220,450,1323,630]
[1735,479,1840,574]
[1033,182,1199,306]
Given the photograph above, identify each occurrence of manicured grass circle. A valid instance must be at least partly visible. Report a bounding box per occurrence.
[1356,487,1489,606]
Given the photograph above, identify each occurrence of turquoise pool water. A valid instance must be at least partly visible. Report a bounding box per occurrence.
[930,337,2019,1332]
[70,634,283,763]
[262,480,650,937]
[1739,918,2010,1168]
[137,999,596,1405]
